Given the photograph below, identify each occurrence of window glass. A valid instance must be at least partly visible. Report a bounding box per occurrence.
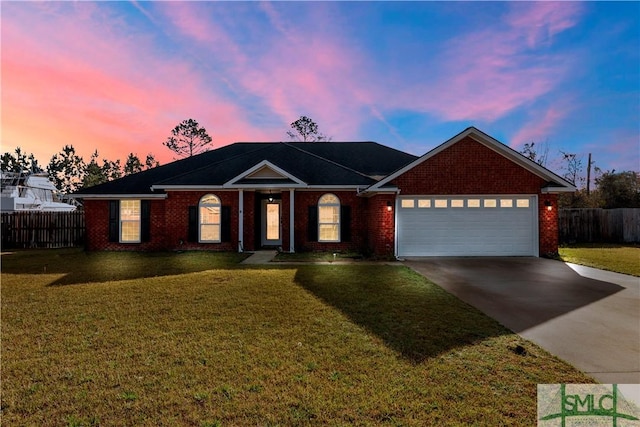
[318,193,340,242]
[200,224,220,242]
[517,199,530,208]
[467,199,481,208]
[434,199,448,208]
[500,199,513,208]
[319,224,339,241]
[484,199,497,208]
[418,199,431,208]
[199,194,221,242]
[120,200,141,242]
[319,194,339,205]
[401,199,415,208]
[451,199,464,208]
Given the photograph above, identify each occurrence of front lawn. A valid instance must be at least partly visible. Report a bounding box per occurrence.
[558,243,640,276]
[1,250,591,426]
[273,251,365,263]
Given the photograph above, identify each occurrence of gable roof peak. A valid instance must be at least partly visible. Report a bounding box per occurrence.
[364,126,576,194]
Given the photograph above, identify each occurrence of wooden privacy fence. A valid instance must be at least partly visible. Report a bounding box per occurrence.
[559,208,640,244]
[1,211,85,249]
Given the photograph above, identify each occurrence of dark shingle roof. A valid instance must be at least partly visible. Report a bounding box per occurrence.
[73,141,418,195]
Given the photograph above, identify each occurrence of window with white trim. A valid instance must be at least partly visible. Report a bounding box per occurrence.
[120,200,141,243]
[318,193,340,242]
[199,194,221,242]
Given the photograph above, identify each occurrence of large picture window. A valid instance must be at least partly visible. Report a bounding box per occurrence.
[120,200,141,243]
[199,194,221,242]
[318,193,340,242]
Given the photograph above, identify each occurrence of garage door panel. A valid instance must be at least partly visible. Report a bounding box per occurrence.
[397,196,536,257]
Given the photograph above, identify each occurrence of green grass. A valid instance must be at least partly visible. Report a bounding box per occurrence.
[558,243,640,276]
[1,249,592,426]
[273,251,365,263]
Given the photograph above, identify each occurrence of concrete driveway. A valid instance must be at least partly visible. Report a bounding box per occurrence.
[404,257,640,384]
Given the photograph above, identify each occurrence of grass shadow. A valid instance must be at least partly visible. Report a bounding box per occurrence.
[293,264,510,363]
[0,249,249,286]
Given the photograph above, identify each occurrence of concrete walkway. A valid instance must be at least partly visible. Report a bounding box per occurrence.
[404,257,640,384]
[241,250,278,264]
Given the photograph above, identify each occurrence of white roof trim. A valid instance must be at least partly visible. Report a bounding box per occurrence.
[223,160,307,187]
[69,194,168,199]
[541,186,576,193]
[150,185,367,191]
[364,127,576,194]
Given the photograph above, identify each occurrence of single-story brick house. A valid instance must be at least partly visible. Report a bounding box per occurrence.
[73,127,575,257]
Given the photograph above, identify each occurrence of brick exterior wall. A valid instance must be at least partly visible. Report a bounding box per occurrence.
[392,136,559,255]
[84,199,167,251]
[539,194,559,256]
[393,137,546,194]
[293,191,368,253]
[83,136,562,255]
[85,190,386,254]
[366,194,396,257]
[164,191,238,251]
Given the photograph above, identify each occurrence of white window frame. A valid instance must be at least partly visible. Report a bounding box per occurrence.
[199,194,222,243]
[318,193,340,243]
[120,199,141,243]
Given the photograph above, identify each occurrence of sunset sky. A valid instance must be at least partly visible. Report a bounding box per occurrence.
[2,1,638,177]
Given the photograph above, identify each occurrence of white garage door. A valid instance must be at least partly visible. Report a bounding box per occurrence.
[397,196,537,257]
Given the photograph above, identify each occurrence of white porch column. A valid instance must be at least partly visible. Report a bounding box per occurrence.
[238,189,244,252]
[289,189,295,253]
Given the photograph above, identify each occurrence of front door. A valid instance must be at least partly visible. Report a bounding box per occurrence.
[261,200,282,247]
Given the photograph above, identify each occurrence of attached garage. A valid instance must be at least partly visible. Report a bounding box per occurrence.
[396,195,538,257]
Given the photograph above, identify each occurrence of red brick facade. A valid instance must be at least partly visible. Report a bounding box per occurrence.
[392,137,546,194]
[83,135,565,256]
[84,190,392,254]
[391,137,559,256]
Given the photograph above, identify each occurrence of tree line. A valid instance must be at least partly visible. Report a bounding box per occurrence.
[1,116,330,194]
[9,115,633,208]
[520,142,639,209]
[1,146,161,194]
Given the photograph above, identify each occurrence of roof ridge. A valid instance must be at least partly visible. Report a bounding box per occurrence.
[280,141,377,181]
[153,143,277,186]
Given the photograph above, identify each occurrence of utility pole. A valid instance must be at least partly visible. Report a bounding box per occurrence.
[586,153,592,195]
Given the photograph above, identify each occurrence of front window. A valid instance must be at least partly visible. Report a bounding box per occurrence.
[120,200,141,243]
[199,194,221,242]
[318,193,340,242]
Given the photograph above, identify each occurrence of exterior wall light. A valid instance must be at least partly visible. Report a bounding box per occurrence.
[545,200,552,211]
[387,201,392,212]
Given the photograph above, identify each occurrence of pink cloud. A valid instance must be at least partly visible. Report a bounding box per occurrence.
[510,104,570,148]
[156,2,377,141]
[586,131,640,173]
[1,2,266,166]
[389,2,583,123]
[505,2,583,48]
